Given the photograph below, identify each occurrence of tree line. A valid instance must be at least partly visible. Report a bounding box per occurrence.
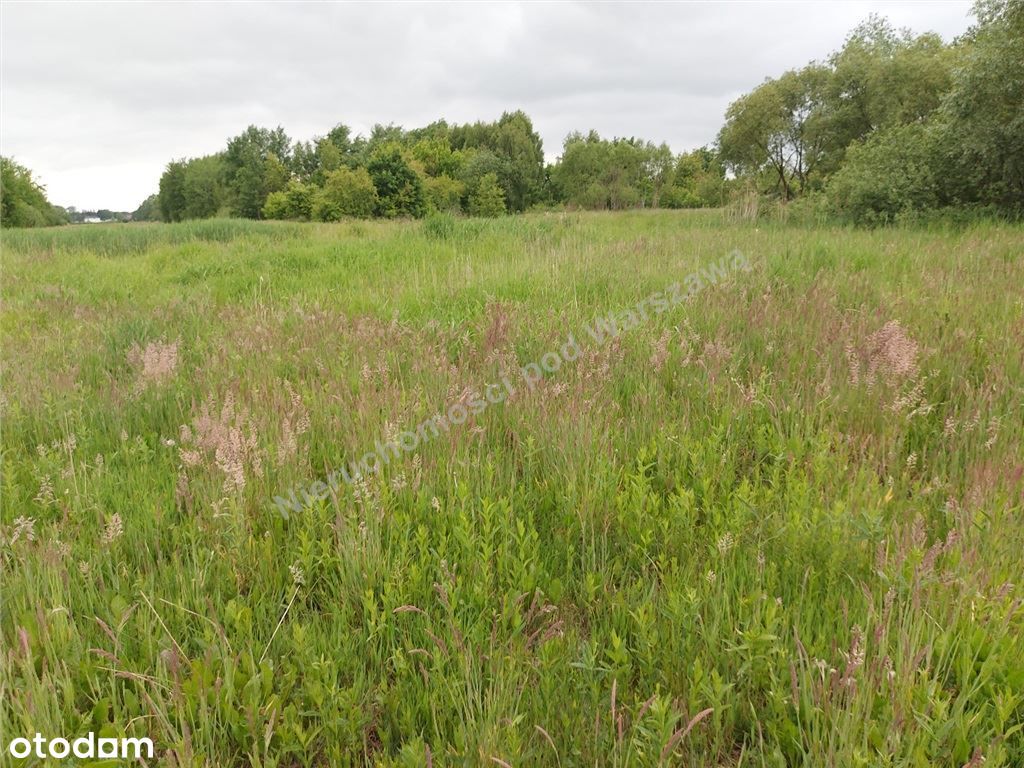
[137,110,727,224]
[718,0,1022,222]
[2,0,1019,229]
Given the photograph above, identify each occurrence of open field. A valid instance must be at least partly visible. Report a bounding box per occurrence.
[2,211,1023,766]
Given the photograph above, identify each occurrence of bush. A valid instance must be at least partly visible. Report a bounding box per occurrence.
[424,174,465,213]
[262,191,289,220]
[263,181,314,220]
[826,124,940,225]
[661,186,702,209]
[782,192,832,226]
[367,146,426,218]
[312,167,378,221]
[468,172,507,217]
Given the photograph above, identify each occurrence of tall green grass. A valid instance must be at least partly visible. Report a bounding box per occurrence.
[2,210,1022,766]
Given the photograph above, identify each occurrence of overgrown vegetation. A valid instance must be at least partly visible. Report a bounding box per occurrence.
[0,157,67,228]
[148,111,730,225]
[719,1,1023,223]
[2,211,1022,765]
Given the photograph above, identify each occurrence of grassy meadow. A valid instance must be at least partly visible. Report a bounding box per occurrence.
[1,210,1023,766]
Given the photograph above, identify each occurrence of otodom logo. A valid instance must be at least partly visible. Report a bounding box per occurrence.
[7,733,153,761]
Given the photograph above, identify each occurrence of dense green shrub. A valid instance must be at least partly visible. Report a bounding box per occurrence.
[312,168,378,221]
[826,124,940,224]
[468,172,506,217]
[263,180,315,221]
[423,174,465,213]
[367,146,426,218]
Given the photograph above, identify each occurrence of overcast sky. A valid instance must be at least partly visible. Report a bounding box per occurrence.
[1,1,974,211]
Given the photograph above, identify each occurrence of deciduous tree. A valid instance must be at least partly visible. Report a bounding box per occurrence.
[468,172,506,217]
[367,146,426,218]
[0,157,67,227]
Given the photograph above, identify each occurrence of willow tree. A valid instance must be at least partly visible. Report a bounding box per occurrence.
[718,65,831,200]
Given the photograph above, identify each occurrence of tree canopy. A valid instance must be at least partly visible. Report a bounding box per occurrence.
[1,157,67,228]
[719,1,1022,221]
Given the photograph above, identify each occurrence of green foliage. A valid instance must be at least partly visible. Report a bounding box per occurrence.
[157,160,187,222]
[491,110,546,212]
[643,142,676,208]
[821,16,953,175]
[182,155,228,219]
[222,125,293,218]
[312,167,378,221]
[450,110,545,212]
[467,172,506,217]
[144,114,545,223]
[138,112,727,224]
[419,211,475,241]
[0,157,67,228]
[938,0,1024,210]
[718,65,831,200]
[826,123,941,224]
[367,146,426,218]
[263,180,315,221]
[423,174,465,213]
[261,190,289,220]
[456,147,505,207]
[158,155,227,222]
[661,149,727,209]
[543,136,719,212]
[553,132,683,210]
[0,217,306,256]
[294,124,358,186]
[411,135,462,178]
[131,194,163,222]
[719,4,1020,220]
